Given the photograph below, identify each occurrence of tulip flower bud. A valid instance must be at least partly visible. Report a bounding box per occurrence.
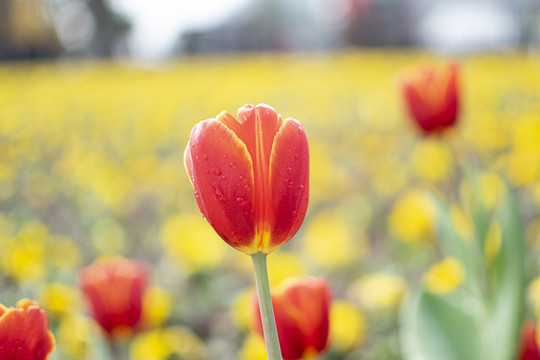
[250,277,332,360]
[400,62,460,134]
[0,299,55,360]
[184,104,309,254]
[80,258,148,339]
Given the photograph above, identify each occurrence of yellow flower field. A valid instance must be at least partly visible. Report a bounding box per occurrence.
[0,51,539,359]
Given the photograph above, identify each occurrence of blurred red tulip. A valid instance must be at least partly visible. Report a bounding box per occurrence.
[80,258,148,339]
[250,277,332,360]
[0,299,55,360]
[184,104,309,255]
[518,320,540,360]
[400,62,460,134]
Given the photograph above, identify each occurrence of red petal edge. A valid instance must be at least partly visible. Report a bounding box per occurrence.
[266,118,309,253]
[188,119,257,253]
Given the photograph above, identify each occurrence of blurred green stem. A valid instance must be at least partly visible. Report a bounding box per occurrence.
[107,339,122,360]
[251,252,282,360]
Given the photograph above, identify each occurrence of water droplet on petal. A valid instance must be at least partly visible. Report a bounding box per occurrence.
[213,168,222,176]
[229,162,236,168]
[297,185,304,191]
[297,126,304,135]
[286,167,293,174]
[288,181,294,188]
[294,153,300,160]
[213,182,225,201]
[203,154,209,160]
[244,184,251,190]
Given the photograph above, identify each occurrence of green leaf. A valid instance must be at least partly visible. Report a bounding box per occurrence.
[432,196,483,297]
[402,291,481,360]
[483,188,526,360]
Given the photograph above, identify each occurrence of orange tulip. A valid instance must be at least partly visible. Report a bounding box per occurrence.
[400,62,460,134]
[79,258,148,339]
[518,320,540,360]
[250,277,332,360]
[0,299,55,360]
[184,104,309,255]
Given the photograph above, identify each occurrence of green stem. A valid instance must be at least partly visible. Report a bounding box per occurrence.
[251,252,282,360]
[107,338,122,360]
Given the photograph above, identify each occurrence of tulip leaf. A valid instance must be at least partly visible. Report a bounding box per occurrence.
[482,188,525,360]
[432,196,483,296]
[403,290,481,360]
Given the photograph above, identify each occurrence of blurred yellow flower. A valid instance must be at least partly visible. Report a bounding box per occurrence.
[449,205,474,243]
[303,210,367,268]
[350,273,407,309]
[161,214,227,273]
[164,326,207,360]
[0,221,49,282]
[409,139,453,182]
[239,333,268,360]
[528,276,540,318]
[484,221,502,265]
[387,188,436,245]
[309,143,351,204]
[463,115,507,153]
[267,252,306,286]
[476,172,504,210]
[40,282,80,316]
[505,120,540,186]
[230,289,253,331]
[131,327,207,360]
[330,301,367,352]
[423,257,465,294]
[142,286,173,328]
[131,329,172,360]
[56,314,97,359]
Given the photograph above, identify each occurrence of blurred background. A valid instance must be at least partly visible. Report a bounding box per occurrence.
[1,0,540,61]
[1,1,540,360]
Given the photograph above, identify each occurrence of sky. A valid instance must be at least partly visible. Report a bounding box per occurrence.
[109,0,252,59]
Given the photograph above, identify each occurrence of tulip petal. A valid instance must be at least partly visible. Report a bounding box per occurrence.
[188,119,256,253]
[0,301,55,360]
[266,118,309,253]
[401,63,459,134]
[236,104,283,246]
[250,277,331,360]
[80,259,148,337]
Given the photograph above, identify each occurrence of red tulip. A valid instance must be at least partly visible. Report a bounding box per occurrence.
[518,320,540,360]
[400,62,460,134]
[0,299,55,360]
[250,277,332,360]
[79,258,148,339]
[184,104,309,255]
